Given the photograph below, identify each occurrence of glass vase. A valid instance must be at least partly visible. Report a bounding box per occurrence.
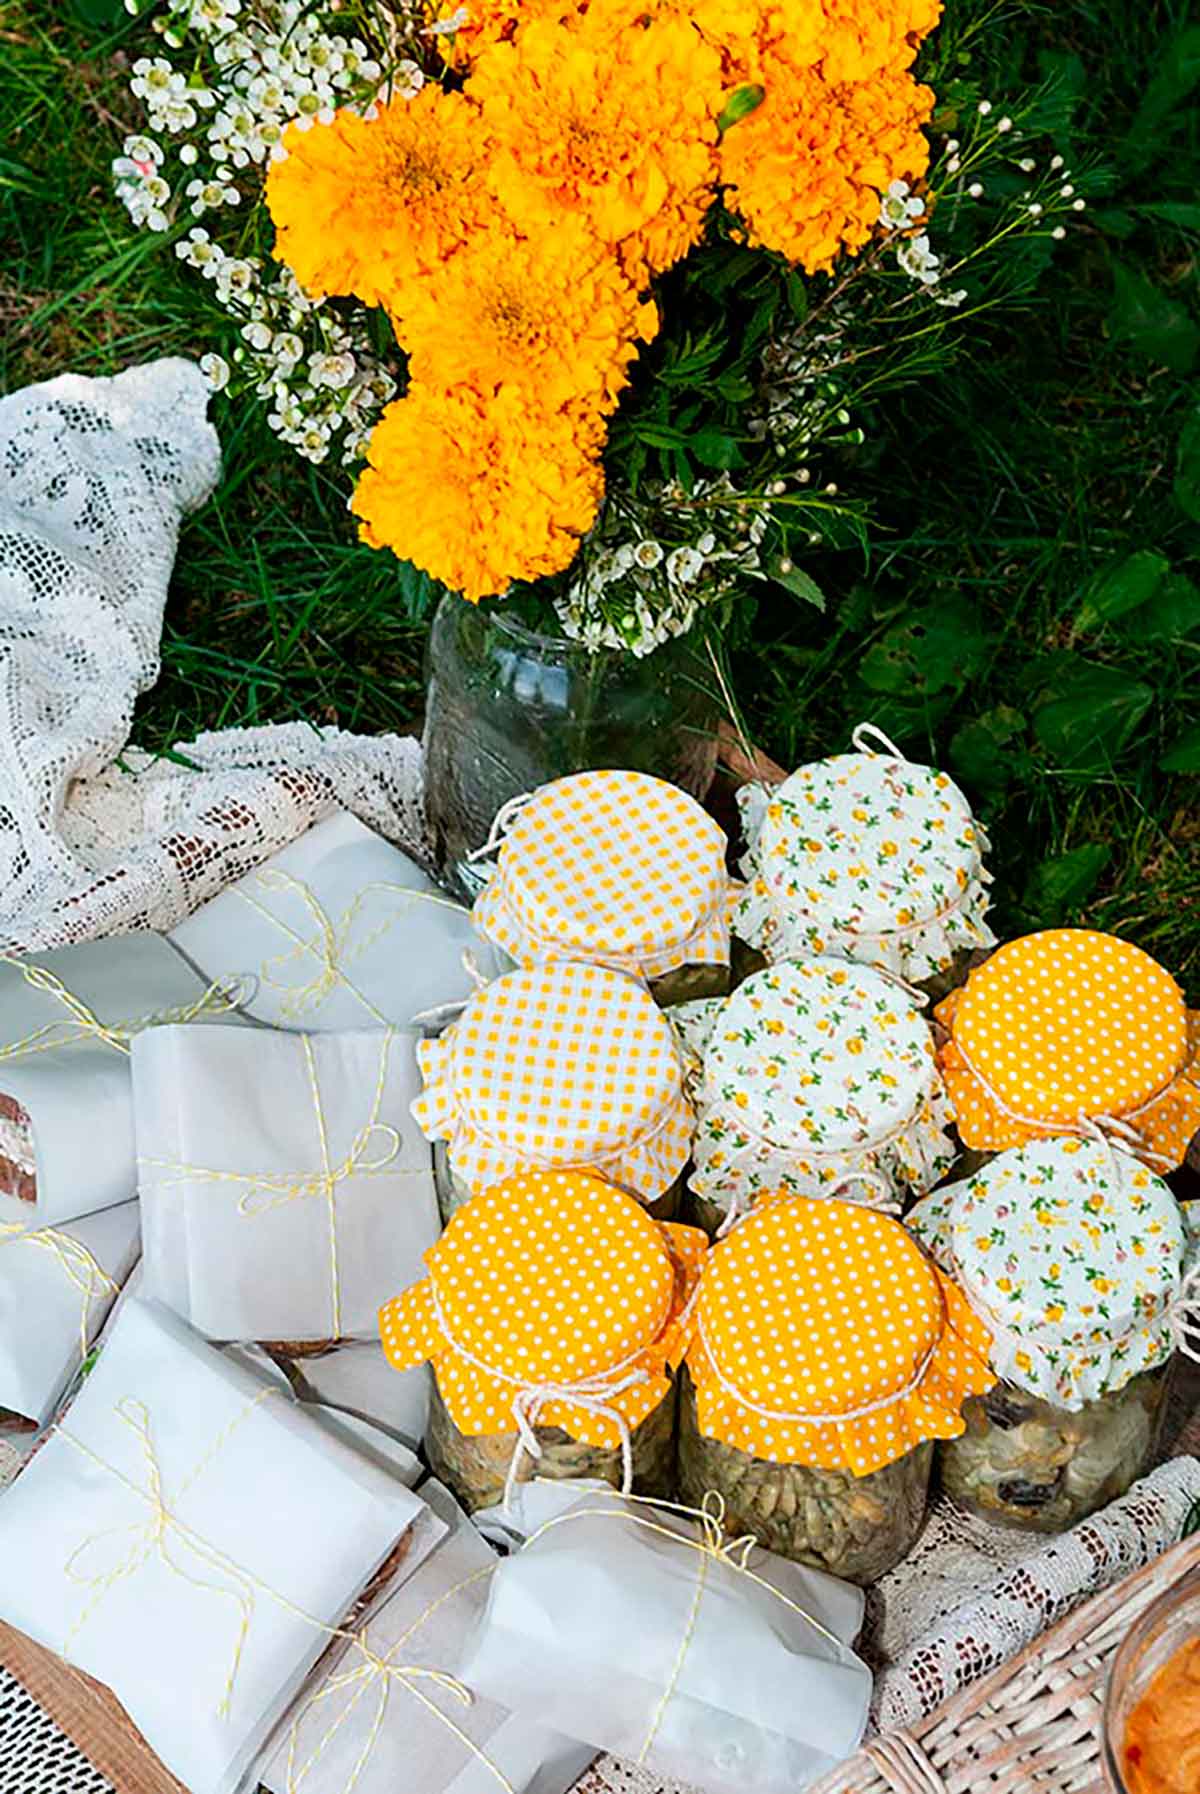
[422,592,721,899]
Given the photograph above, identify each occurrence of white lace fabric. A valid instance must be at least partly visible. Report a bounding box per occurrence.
[0,360,1197,1794]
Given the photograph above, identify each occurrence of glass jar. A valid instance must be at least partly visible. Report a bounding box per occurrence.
[425,1376,678,1514]
[939,1364,1173,1533]
[423,593,721,900]
[646,963,730,1009]
[432,1141,682,1226]
[1103,1562,1200,1794]
[677,1372,931,1584]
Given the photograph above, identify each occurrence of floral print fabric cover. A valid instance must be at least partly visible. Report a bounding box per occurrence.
[412,961,694,1202]
[683,1196,995,1474]
[379,1170,707,1446]
[733,743,995,980]
[679,959,956,1217]
[907,1137,1200,1410]
[474,768,730,980]
[935,928,1200,1169]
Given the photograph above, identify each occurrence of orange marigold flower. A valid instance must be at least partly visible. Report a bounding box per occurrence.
[351,383,606,601]
[759,0,943,82]
[397,217,658,413]
[471,10,725,276]
[266,87,487,309]
[721,65,934,271]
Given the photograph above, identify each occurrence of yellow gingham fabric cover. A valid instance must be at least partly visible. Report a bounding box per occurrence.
[474,769,730,980]
[684,1195,995,1475]
[936,928,1200,1169]
[379,1169,708,1445]
[412,961,695,1201]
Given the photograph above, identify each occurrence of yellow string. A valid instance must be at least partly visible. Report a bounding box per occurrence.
[139,1030,419,1340]
[0,955,247,1062]
[56,1396,515,1794]
[520,1487,851,1764]
[236,871,469,1025]
[0,1223,120,1365]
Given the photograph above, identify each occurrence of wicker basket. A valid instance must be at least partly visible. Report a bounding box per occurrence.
[810,1530,1200,1794]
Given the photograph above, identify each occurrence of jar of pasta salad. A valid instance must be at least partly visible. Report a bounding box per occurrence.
[473,768,731,1007]
[734,724,994,994]
[678,1194,995,1582]
[413,961,694,1224]
[379,1169,707,1513]
[672,958,956,1236]
[908,1137,1197,1531]
[935,928,1200,1173]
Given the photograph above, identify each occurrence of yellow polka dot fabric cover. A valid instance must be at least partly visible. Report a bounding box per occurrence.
[378,1170,708,1446]
[683,1196,995,1476]
[683,959,956,1217]
[474,769,731,981]
[935,929,1200,1169]
[734,734,995,981]
[908,1137,1200,1410]
[412,961,694,1201]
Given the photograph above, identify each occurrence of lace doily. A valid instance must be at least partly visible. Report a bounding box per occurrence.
[0,359,428,956]
[0,360,1197,1794]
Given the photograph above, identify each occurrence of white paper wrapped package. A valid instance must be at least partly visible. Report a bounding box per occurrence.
[0,1201,139,1429]
[0,935,236,1226]
[135,1023,441,1345]
[0,1298,438,1794]
[264,1480,595,1794]
[460,1487,871,1794]
[292,1342,430,1454]
[170,810,508,1032]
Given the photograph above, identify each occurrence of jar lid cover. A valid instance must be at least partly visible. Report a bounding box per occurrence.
[475,769,729,978]
[684,1195,994,1474]
[909,1138,1200,1407]
[936,929,1200,1169]
[413,961,694,1201]
[380,1169,707,1445]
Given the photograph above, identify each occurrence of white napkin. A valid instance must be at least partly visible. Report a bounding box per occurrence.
[292,1342,430,1454]
[0,1298,440,1794]
[263,1479,596,1794]
[460,1485,871,1794]
[170,810,507,1032]
[0,935,227,1226]
[134,1023,440,1344]
[0,1201,139,1427]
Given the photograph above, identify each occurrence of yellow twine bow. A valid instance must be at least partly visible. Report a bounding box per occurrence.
[0,954,247,1063]
[236,870,468,1026]
[521,1485,852,1767]
[140,1031,416,1339]
[0,1223,120,1367]
[285,1564,514,1794]
[60,1396,265,1716]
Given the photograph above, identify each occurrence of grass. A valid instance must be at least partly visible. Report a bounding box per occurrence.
[2,0,1198,987]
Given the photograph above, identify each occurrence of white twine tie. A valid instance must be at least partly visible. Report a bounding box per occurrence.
[464,792,537,864]
[851,721,908,760]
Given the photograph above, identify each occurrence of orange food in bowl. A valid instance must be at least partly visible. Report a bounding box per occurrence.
[1123,1636,1200,1793]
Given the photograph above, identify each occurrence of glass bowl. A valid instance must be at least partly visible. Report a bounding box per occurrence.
[1102,1560,1200,1792]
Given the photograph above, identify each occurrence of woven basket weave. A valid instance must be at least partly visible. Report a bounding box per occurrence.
[811,1529,1200,1794]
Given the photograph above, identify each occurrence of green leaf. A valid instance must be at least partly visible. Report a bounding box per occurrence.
[772,564,825,611]
[1109,263,1200,374]
[1175,409,1200,523]
[1183,1497,1200,1539]
[1120,572,1200,641]
[1074,549,1169,630]
[716,84,766,135]
[859,602,990,698]
[1160,725,1200,773]
[688,427,744,470]
[1023,844,1112,922]
[1033,660,1154,770]
[1138,201,1200,230]
[70,0,127,22]
[1123,25,1200,168]
[949,706,1026,794]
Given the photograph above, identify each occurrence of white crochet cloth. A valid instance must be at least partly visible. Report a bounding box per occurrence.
[0,358,427,956]
[1,360,1198,1794]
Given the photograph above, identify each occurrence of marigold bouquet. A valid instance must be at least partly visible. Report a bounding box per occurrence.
[116,0,1084,654]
